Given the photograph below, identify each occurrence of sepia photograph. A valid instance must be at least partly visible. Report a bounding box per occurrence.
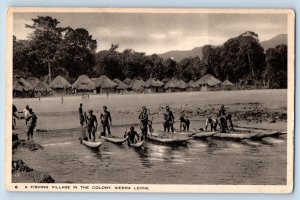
[6,8,294,193]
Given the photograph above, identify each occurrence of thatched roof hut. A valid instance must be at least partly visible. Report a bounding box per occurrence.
[143,78,164,88]
[131,79,145,92]
[187,80,199,88]
[34,81,52,92]
[221,79,234,86]
[179,80,187,89]
[13,78,33,92]
[96,75,118,89]
[72,75,95,91]
[113,79,129,90]
[49,75,72,89]
[164,77,181,89]
[196,74,221,86]
[123,78,133,86]
[27,77,40,88]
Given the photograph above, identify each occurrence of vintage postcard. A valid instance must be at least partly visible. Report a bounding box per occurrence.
[6,8,294,193]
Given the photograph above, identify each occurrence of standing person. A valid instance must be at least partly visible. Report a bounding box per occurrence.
[218,105,228,133]
[124,127,140,144]
[100,106,112,136]
[18,105,30,126]
[86,110,98,141]
[12,104,19,130]
[79,103,84,126]
[26,109,37,140]
[61,96,64,104]
[138,106,149,141]
[179,112,190,132]
[163,106,175,132]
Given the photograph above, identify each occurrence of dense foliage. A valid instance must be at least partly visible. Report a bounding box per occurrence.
[13,16,287,88]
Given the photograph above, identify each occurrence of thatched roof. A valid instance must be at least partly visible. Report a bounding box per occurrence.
[113,79,129,90]
[162,78,169,83]
[187,80,199,88]
[143,78,164,88]
[164,77,181,89]
[221,79,234,86]
[34,81,52,92]
[123,78,133,85]
[49,75,71,89]
[131,79,145,91]
[179,80,187,89]
[196,74,221,86]
[72,75,95,90]
[13,78,33,92]
[27,77,40,88]
[90,78,98,86]
[96,75,118,89]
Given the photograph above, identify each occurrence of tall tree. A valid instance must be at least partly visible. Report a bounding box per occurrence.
[25,16,66,83]
[264,44,287,88]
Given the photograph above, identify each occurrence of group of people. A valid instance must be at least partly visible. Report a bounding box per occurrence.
[79,104,112,142]
[12,104,38,140]
[205,105,234,133]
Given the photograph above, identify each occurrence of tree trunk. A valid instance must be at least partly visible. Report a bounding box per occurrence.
[48,61,52,84]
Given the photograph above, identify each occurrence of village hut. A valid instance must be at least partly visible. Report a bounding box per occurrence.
[143,78,165,93]
[123,78,133,86]
[49,75,72,94]
[113,78,129,93]
[34,81,52,96]
[164,77,181,92]
[195,74,221,91]
[13,77,34,98]
[178,80,187,92]
[186,80,200,92]
[72,75,95,93]
[221,79,234,90]
[27,77,40,88]
[131,79,146,92]
[95,75,118,93]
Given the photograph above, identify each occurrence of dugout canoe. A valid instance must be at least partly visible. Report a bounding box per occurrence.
[213,132,259,140]
[81,140,103,149]
[192,131,218,139]
[148,134,190,145]
[129,141,144,148]
[102,136,128,144]
[252,131,287,139]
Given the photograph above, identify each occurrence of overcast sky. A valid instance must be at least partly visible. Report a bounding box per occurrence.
[13,12,287,54]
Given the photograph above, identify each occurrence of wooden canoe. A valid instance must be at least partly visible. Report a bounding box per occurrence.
[213,132,259,140]
[102,136,128,144]
[192,131,218,139]
[129,141,144,148]
[81,140,103,149]
[148,135,190,145]
[252,131,287,139]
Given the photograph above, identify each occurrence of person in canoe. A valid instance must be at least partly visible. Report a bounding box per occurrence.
[86,110,98,141]
[205,115,218,131]
[100,106,112,136]
[138,106,149,141]
[124,126,140,144]
[163,106,175,133]
[179,112,190,132]
[26,108,38,140]
[79,103,84,126]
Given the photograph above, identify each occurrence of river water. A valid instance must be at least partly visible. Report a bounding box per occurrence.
[13,125,287,185]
